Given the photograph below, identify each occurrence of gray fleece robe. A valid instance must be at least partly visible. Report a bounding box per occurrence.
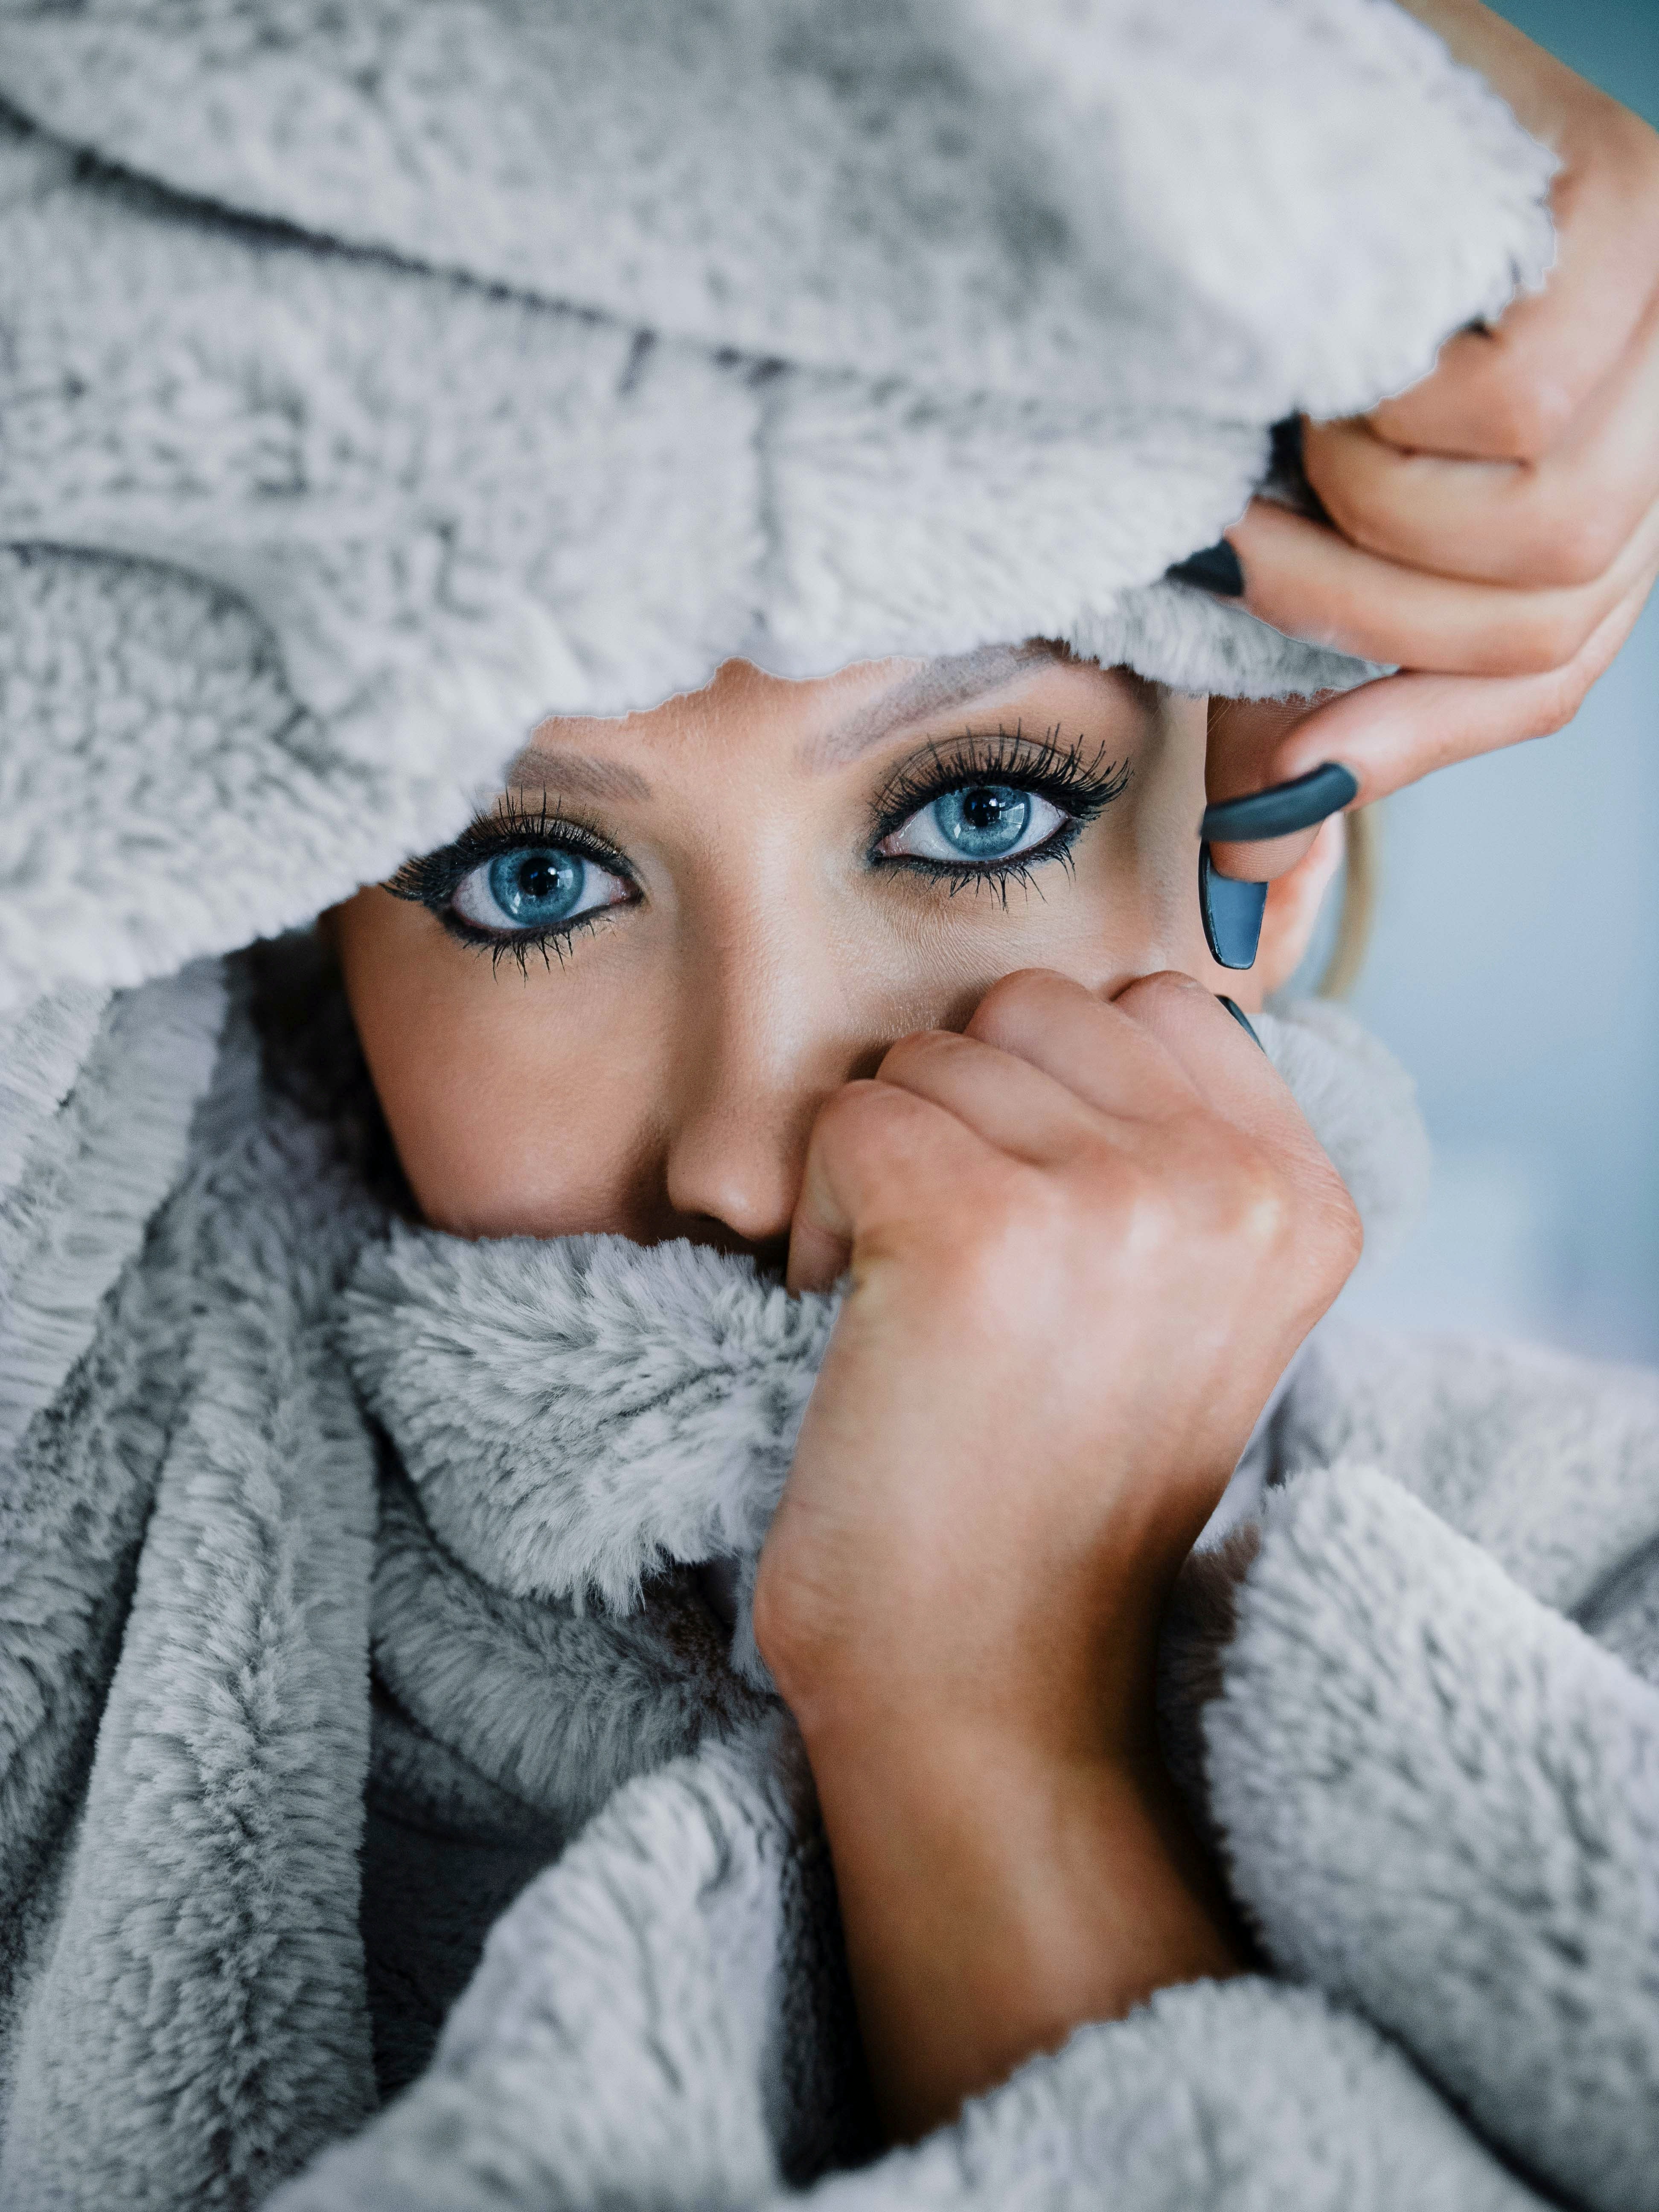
[6,5,1659,2210]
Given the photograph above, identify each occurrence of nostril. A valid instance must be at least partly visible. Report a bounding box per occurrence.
[677,1217,792,1281]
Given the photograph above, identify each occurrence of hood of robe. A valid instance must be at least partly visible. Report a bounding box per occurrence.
[0,0,1553,1019]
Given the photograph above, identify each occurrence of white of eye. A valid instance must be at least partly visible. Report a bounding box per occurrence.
[878,786,1068,866]
[451,847,632,933]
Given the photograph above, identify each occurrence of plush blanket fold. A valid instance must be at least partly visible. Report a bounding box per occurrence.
[9,6,1659,2209]
[6,942,1659,2211]
[0,0,1554,1017]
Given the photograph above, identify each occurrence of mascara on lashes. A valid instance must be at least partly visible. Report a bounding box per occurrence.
[868,726,1133,848]
[868,728,1133,900]
[388,728,1133,954]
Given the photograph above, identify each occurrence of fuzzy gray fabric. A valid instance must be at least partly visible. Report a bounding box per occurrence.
[9,7,1659,2210]
[11,934,1659,2211]
[340,997,1429,1700]
[0,0,1554,1016]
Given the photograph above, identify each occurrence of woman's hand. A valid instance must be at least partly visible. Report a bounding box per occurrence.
[1203,0,1659,883]
[753,970,1359,2140]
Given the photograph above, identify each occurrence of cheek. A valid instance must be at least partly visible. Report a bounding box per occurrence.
[336,894,658,1239]
[973,824,1212,998]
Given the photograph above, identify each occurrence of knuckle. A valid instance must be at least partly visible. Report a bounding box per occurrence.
[1109,970,1204,1047]
[1089,1134,1244,1254]
[1213,1150,1296,1251]
[1114,969,1196,1018]
[967,966,1061,1043]
[923,1174,1053,1306]
[1483,380,1575,467]
[1527,506,1625,591]
[1530,659,1593,738]
[1311,1173,1365,1281]
[876,1027,955,1083]
[1521,598,1601,673]
[814,1079,898,1161]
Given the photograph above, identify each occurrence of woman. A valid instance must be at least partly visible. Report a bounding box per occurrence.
[330,643,1375,2129]
[2,3,1658,2209]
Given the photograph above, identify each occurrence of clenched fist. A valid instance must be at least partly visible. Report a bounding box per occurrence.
[753,969,1359,2139]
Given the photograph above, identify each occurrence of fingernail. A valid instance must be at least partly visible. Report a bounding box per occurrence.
[1200,762,1359,843]
[1165,540,1245,597]
[1199,844,1266,971]
[1217,996,1264,1049]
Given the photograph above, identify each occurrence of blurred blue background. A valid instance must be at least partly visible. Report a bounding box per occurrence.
[1336,0,1659,1360]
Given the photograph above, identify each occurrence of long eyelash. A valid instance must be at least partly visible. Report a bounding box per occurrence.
[385,792,635,968]
[870,723,1132,892]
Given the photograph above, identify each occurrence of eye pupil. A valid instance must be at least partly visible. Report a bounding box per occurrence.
[936,784,1031,858]
[488,847,584,923]
[960,788,1009,834]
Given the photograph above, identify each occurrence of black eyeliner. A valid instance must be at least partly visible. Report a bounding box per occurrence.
[386,793,638,969]
[869,723,1132,892]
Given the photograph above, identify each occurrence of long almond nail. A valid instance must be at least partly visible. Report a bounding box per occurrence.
[1199,846,1266,971]
[1166,540,1245,597]
[1201,763,1358,842]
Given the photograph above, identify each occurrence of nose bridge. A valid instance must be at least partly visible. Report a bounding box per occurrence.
[662,884,863,1245]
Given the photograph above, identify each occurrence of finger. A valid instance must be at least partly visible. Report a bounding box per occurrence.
[961,969,1204,1129]
[1203,696,1341,882]
[1368,103,1659,465]
[1108,973,1324,1169]
[1223,496,1659,678]
[786,1078,998,1296]
[1238,565,1655,818]
[1304,286,1659,590]
[872,1026,1115,1171]
[1112,978,1362,1301]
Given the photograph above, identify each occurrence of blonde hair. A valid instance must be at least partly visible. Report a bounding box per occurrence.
[1316,805,1378,999]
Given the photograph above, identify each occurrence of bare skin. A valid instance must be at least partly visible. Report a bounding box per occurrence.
[763,967,1357,2134]
[338,654,1326,1249]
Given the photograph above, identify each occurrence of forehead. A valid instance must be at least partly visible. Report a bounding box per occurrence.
[507,648,1153,795]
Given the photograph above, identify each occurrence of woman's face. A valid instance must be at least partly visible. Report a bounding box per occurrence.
[335,650,1327,1259]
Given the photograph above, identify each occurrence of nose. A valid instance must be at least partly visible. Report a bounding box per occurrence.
[661,955,870,1261]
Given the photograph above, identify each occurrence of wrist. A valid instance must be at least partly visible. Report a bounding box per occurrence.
[802,1715,1243,2139]
[763,1541,1186,1776]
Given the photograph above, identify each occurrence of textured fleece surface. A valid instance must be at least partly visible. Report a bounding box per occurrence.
[1210,1464,1659,2212]
[343,997,1428,1695]
[0,0,1554,1012]
[0,964,224,1454]
[9,6,1658,2206]
[1281,1320,1659,1613]
[6,940,1659,2210]
[370,1465,767,1834]
[276,1743,1543,2212]
[0,971,387,2208]
[346,1232,839,1682]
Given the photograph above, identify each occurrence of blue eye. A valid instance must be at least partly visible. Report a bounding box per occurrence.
[932,786,1030,858]
[879,783,1068,868]
[489,849,583,923]
[450,844,630,935]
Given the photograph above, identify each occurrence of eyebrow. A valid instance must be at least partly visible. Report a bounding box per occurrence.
[504,747,654,805]
[803,643,1067,770]
[502,641,1071,806]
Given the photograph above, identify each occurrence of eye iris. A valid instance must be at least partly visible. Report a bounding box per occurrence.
[935,785,1031,859]
[487,848,584,924]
